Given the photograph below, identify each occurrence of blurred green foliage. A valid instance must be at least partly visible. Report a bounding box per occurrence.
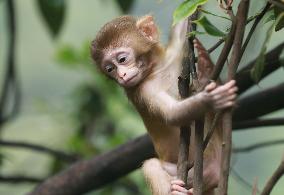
[54,42,147,194]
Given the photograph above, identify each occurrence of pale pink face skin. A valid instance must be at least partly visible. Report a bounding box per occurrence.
[101,47,146,88]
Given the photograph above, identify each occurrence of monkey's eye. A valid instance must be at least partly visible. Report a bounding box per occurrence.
[105,64,115,73]
[117,54,128,64]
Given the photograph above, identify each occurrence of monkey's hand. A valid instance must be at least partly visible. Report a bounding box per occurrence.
[170,179,193,195]
[202,80,237,111]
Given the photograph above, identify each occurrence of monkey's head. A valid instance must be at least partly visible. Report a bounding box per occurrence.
[91,15,161,88]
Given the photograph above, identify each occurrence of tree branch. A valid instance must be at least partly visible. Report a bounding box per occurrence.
[0,140,79,162]
[233,139,284,153]
[0,175,43,183]
[236,42,284,94]
[28,135,155,195]
[194,119,204,195]
[210,13,237,80]
[234,82,284,121]
[177,11,199,186]
[0,0,21,126]
[233,118,284,129]
[219,1,249,194]
[260,153,284,195]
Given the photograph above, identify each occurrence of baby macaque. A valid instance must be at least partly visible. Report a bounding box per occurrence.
[91,15,237,195]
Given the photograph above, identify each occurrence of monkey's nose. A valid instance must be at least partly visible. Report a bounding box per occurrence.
[118,72,127,78]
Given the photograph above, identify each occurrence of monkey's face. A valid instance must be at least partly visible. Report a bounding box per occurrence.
[100,47,148,88]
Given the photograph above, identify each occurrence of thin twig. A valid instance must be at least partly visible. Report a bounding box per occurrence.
[208,38,225,54]
[210,13,237,81]
[260,153,284,195]
[208,3,271,57]
[0,140,79,162]
[0,0,21,126]
[241,2,271,56]
[233,139,284,153]
[0,175,43,183]
[203,112,222,150]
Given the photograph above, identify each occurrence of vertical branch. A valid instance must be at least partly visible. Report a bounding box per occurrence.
[0,0,20,126]
[193,119,204,195]
[177,76,191,183]
[177,11,199,186]
[219,1,249,195]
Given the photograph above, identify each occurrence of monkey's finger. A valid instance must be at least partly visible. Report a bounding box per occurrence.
[215,101,235,110]
[212,86,238,102]
[171,184,189,194]
[210,80,236,95]
[171,191,187,195]
[188,188,193,195]
[205,82,217,92]
[215,94,237,104]
[171,180,185,188]
[215,100,236,110]
[228,86,238,94]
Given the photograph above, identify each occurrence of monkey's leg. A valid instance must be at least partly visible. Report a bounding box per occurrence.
[186,154,221,194]
[142,158,173,195]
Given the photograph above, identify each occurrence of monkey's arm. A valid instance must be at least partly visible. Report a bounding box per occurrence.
[166,19,188,55]
[149,81,236,126]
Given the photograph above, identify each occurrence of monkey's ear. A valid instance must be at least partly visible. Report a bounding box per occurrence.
[136,15,159,43]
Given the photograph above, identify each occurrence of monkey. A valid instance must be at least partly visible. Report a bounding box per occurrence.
[91,15,237,195]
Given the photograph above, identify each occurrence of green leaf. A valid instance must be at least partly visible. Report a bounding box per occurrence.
[263,9,276,24]
[36,0,66,37]
[116,0,135,13]
[173,0,208,25]
[194,16,226,37]
[251,52,266,83]
[274,7,284,31]
[199,8,231,21]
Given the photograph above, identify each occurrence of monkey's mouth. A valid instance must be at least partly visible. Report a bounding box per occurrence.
[124,74,138,84]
